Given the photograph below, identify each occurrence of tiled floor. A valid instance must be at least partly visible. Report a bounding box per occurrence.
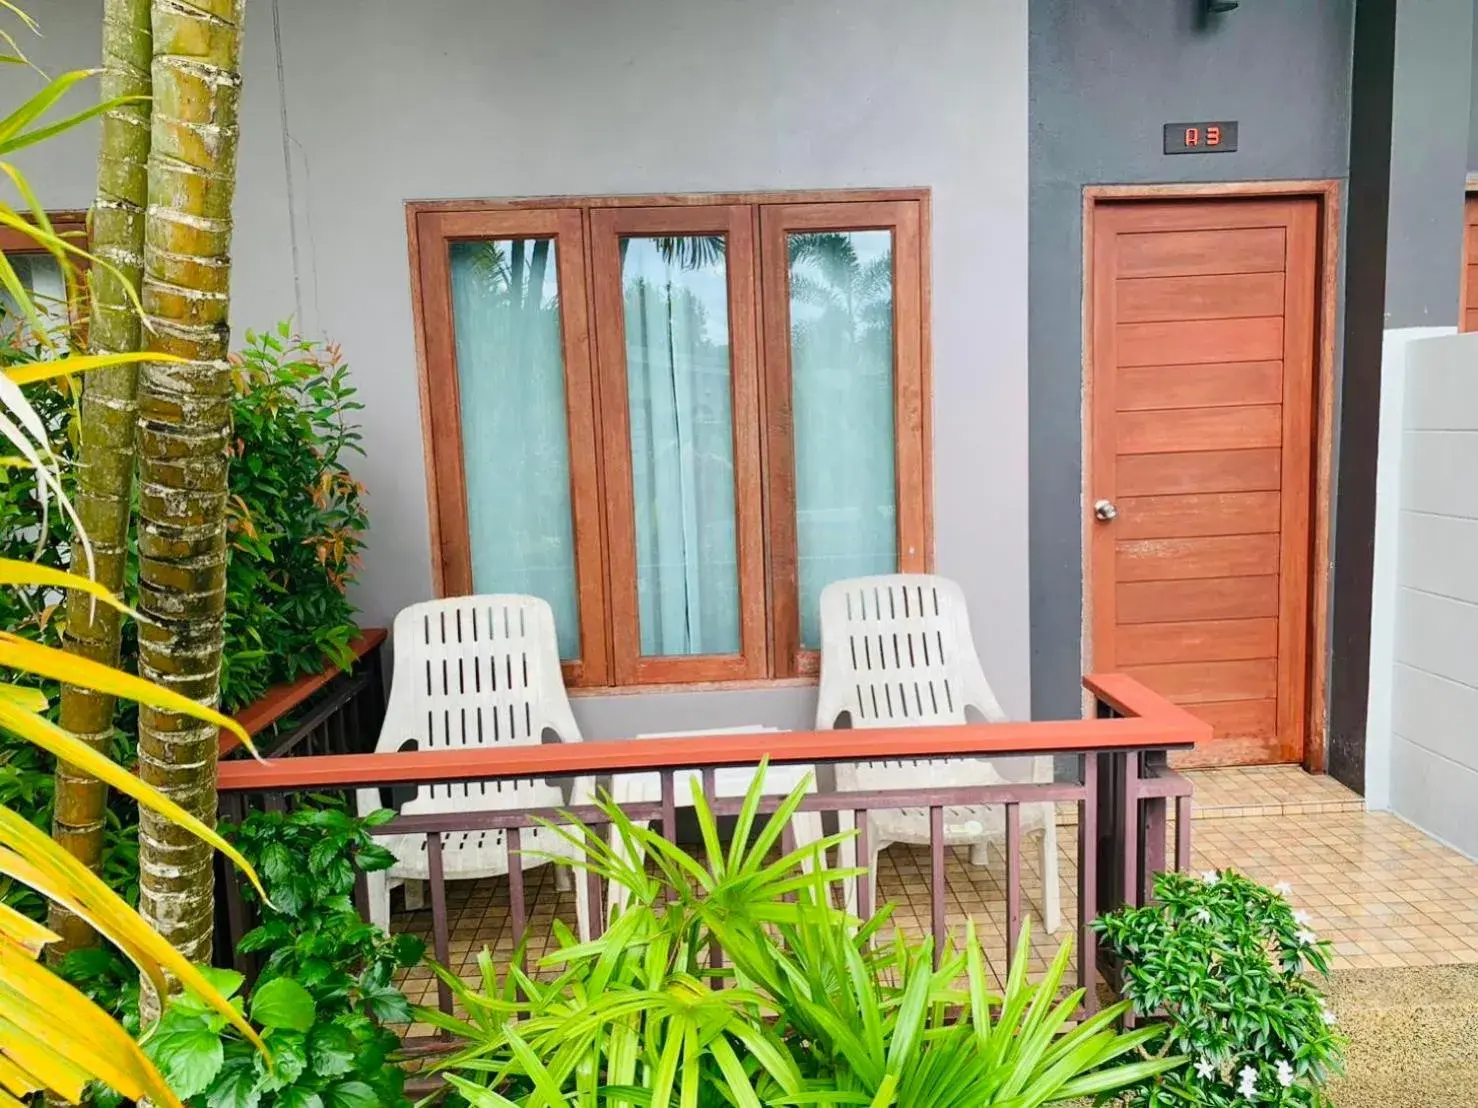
[391,767,1478,1011]
[1186,764,1368,820]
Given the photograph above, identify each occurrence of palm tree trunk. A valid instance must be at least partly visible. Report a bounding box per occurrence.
[49,0,152,957]
[135,0,244,1000]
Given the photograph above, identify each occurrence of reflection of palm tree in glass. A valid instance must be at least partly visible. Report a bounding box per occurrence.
[789,232,892,345]
[621,238,742,655]
[787,230,897,648]
[455,239,571,585]
[618,235,726,271]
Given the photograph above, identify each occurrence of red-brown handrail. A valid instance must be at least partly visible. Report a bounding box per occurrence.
[219,628,387,757]
[216,673,1209,793]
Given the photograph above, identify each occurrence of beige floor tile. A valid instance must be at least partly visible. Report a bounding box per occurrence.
[392,779,1478,1012]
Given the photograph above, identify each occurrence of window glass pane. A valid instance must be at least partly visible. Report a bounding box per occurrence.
[449,238,580,658]
[0,253,69,352]
[621,235,740,656]
[789,230,898,650]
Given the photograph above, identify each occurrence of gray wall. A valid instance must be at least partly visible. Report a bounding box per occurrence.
[1469,9,1478,173]
[1387,332,1478,857]
[3,0,1031,738]
[1386,0,1473,328]
[1028,0,1355,720]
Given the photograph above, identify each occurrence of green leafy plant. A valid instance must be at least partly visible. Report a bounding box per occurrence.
[0,319,143,920]
[0,321,366,927]
[139,800,424,1107]
[429,766,1182,1107]
[1093,869,1347,1107]
[223,322,367,711]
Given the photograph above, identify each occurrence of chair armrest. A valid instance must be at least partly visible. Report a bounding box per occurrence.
[355,787,384,819]
[568,774,598,806]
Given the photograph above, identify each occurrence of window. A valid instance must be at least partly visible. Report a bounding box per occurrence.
[0,214,88,351]
[411,191,929,688]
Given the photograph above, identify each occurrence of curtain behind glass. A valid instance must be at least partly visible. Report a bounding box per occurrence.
[450,239,581,659]
[622,236,740,656]
[0,255,68,350]
[789,230,898,649]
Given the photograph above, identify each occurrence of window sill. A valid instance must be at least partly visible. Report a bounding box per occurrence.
[567,676,819,699]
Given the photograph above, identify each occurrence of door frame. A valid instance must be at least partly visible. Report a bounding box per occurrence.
[1459,178,1478,329]
[1080,181,1341,772]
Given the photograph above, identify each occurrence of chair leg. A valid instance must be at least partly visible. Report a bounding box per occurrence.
[403,879,426,912]
[572,845,592,942]
[1040,814,1062,934]
[607,819,650,923]
[866,840,881,922]
[554,866,573,893]
[837,810,859,915]
[365,870,391,932]
[792,810,825,875]
[970,841,992,867]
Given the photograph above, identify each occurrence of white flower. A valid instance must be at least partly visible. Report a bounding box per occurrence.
[1292,909,1312,926]
[1238,1065,1260,1099]
[1296,928,1318,945]
[1194,907,1213,925]
[1195,1058,1217,1080]
[1273,881,1293,896]
[1275,1060,1295,1088]
[1200,870,1220,885]
[1317,997,1339,1025]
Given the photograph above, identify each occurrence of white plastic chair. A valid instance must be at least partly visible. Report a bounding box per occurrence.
[816,575,1060,933]
[356,596,592,940]
[604,728,824,921]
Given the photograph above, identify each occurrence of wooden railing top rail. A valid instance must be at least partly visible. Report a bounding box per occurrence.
[219,628,387,756]
[217,673,1209,794]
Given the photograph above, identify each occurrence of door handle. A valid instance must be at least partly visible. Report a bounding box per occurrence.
[1094,499,1118,522]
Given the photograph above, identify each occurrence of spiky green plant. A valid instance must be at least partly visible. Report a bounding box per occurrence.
[424,764,1184,1107]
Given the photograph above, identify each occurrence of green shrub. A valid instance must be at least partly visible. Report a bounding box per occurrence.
[428,766,1182,1107]
[222,322,367,710]
[1093,869,1347,1107]
[137,800,424,1108]
[0,319,368,923]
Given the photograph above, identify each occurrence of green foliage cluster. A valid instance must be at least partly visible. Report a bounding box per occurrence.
[429,768,1182,1107]
[1093,869,1347,1107]
[222,323,366,711]
[138,801,424,1108]
[0,318,368,921]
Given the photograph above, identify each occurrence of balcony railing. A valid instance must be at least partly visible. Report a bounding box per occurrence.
[215,673,1205,1031]
[212,630,388,957]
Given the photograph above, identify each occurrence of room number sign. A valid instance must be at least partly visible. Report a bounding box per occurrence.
[1163,121,1238,154]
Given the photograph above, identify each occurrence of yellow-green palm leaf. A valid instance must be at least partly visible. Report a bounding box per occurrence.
[0,556,135,619]
[0,701,262,894]
[3,350,169,385]
[0,631,255,752]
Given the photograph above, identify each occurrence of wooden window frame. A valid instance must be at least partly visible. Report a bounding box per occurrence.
[759,200,929,677]
[590,204,769,685]
[0,211,90,347]
[411,207,611,687]
[407,189,932,692]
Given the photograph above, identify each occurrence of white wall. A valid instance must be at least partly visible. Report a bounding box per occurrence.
[2,1,1031,738]
[1367,329,1478,858]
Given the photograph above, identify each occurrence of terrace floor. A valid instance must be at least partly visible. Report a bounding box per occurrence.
[390,766,1478,1010]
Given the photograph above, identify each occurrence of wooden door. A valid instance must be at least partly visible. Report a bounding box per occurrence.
[1089,198,1318,766]
[1461,195,1478,331]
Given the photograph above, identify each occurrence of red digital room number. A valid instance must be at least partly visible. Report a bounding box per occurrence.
[1164,120,1238,155]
